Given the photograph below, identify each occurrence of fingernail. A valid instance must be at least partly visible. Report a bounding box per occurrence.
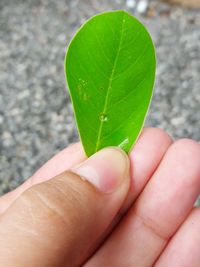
[73,147,129,193]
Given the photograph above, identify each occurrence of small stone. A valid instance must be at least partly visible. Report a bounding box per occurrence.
[18,90,30,100]
[58,33,66,42]
[46,79,54,87]
[126,0,136,9]
[171,117,185,125]
[10,108,20,116]
[0,115,4,124]
[17,63,26,73]
[136,0,149,14]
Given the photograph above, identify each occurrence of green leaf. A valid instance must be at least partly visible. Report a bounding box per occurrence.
[65,10,156,157]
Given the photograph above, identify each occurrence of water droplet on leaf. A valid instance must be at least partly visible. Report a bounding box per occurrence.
[99,113,108,122]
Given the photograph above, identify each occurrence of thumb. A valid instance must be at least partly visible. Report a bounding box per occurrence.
[0,147,130,267]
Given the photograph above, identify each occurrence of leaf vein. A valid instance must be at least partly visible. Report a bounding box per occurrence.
[91,27,113,66]
[112,72,148,108]
[95,12,126,151]
[113,42,149,81]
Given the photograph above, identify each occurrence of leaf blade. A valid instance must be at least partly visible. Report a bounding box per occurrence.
[65,10,156,156]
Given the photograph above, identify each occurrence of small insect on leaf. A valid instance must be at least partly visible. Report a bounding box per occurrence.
[65,10,156,156]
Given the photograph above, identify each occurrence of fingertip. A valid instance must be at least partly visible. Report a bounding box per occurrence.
[172,138,200,156]
[166,138,200,176]
[139,127,173,145]
[73,147,130,194]
[129,127,173,188]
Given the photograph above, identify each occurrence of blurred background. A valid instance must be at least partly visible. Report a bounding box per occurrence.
[0,0,199,205]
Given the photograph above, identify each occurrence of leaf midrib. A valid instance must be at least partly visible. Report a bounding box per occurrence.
[95,12,125,152]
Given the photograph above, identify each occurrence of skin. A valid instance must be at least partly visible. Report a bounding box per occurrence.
[0,127,199,267]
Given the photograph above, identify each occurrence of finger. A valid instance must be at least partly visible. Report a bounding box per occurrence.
[155,207,200,267]
[124,127,172,212]
[98,127,172,241]
[0,128,172,215]
[0,142,86,213]
[85,139,200,267]
[0,148,130,267]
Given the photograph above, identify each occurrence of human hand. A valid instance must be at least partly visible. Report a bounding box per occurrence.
[0,128,199,267]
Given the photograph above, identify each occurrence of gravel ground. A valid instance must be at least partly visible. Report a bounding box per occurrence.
[0,0,199,204]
